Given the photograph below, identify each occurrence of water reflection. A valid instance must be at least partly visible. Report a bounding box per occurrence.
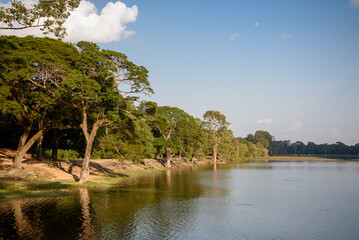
[11,199,44,239]
[78,188,95,240]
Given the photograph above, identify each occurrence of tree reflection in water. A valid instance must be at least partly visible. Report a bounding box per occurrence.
[11,200,43,239]
[78,188,95,240]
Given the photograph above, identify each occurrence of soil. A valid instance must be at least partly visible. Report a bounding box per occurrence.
[0,148,212,183]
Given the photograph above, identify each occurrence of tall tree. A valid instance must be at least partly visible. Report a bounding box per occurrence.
[0,35,78,168]
[151,106,191,167]
[61,41,152,183]
[0,0,80,38]
[202,110,229,165]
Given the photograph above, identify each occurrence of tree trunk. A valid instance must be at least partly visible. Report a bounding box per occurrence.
[52,129,62,161]
[36,118,44,161]
[13,126,48,169]
[78,110,105,184]
[166,146,171,168]
[79,137,94,184]
[213,144,217,165]
[37,137,43,161]
[13,125,32,168]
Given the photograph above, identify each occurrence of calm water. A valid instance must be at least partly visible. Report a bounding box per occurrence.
[1,162,359,239]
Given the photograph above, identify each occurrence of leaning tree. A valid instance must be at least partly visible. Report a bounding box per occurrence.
[0,35,78,169]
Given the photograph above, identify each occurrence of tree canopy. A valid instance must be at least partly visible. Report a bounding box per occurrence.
[202,110,230,164]
[0,0,81,38]
[0,35,78,168]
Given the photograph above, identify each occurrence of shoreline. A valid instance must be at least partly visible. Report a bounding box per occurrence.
[0,148,214,202]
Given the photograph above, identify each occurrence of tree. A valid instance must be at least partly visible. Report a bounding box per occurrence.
[217,129,236,161]
[172,112,202,160]
[254,130,273,149]
[61,41,152,183]
[0,0,80,38]
[93,100,155,162]
[202,110,229,165]
[152,106,189,168]
[246,134,255,143]
[0,35,78,168]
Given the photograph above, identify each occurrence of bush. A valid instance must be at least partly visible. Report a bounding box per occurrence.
[58,149,80,160]
[43,148,52,158]
[42,149,80,160]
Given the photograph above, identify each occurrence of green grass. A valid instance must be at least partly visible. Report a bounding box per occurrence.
[0,167,166,202]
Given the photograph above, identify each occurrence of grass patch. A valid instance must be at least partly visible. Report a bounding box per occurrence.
[0,166,166,202]
[0,189,73,203]
[124,168,163,177]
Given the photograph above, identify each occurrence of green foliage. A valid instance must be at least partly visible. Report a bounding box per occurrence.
[0,36,78,131]
[92,103,156,161]
[43,148,79,160]
[237,138,268,159]
[269,140,359,155]
[0,0,81,38]
[149,106,203,159]
[254,130,273,149]
[0,35,78,118]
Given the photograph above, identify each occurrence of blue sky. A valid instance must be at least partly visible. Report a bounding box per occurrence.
[2,0,358,144]
[100,0,359,145]
[96,0,359,145]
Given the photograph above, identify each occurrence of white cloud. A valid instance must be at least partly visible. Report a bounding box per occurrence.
[64,1,138,43]
[287,121,302,132]
[256,118,272,125]
[229,33,238,40]
[349,0,359,8]
[280,32,293,40]
[0,0,138,43]
[254,22,260,27]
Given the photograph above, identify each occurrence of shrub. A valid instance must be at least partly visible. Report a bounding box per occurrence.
[58,149,80,160]
[42,149,80,160]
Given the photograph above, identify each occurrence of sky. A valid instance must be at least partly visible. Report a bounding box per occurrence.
[1,0,359,145]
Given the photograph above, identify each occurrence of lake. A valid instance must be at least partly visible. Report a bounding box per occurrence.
[1,161,359,239]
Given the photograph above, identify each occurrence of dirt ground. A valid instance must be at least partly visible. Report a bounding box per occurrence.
[0,149,211,183]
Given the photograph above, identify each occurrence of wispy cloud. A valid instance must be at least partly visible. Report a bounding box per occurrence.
[349,0,359,8]
[280,32,294,40]
[254,22,260,27]
[230,33,238,40]
[0,0,138,43]
[256,118,272,125]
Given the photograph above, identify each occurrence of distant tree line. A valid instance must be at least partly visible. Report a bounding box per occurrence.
[269,140,359,156]
[242,130,359,156]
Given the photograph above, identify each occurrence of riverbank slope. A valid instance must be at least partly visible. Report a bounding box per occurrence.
[0,148,214,188]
